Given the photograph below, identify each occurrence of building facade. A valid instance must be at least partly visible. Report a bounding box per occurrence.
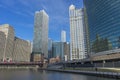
[32,53,44,62]
[13,37,31,62]
[0,31,6,61]
[69,5,86,60]
[61,30,66,42]
[0,24,15,61]
[0,24,32,62]
[52,42,70,61]
[52,42,64,60]
[33,10,49,59]
[48,38,53,59]
[84,0,120,55]
[64,42,70,61]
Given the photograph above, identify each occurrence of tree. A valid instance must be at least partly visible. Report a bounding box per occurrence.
[92,34,112,53]
[117,36,120,48]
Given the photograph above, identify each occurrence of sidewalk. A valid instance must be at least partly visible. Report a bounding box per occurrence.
[46,68,120,79]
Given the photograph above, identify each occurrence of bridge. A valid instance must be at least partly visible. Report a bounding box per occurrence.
[49,50,120,68]
[0,62,43,68]
[48,57,120,69]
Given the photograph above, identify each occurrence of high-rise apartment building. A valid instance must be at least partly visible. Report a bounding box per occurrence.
[0,24,15,61]
[61,30,66,42]
[13,37,31,62]
[84,0,120,56]
[33,10,49,59]
[69,5,85,60]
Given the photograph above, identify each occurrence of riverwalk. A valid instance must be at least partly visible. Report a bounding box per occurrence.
[46,68,120,79]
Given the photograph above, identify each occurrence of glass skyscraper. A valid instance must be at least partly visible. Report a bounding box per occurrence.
[52,42,64,60]
[84,0,120,54]
[69,5,85,60]
[48,38,53,59]
[33,10,49,58]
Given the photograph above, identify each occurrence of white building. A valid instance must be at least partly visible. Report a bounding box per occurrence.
[33,10,49,58]
[61,30,66,42]
[69,5,85,60]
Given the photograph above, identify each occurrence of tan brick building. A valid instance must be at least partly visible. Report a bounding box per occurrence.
[13,37,31,62]
[0,24,14,61]
[0,31,6,61]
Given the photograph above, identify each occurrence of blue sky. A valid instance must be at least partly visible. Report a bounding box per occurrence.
[0,0,83,42]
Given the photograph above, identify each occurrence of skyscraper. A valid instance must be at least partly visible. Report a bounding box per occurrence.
[61,30,66,42]
[84,0,120,55]
[33,10,49,59]
[64,42,70,61]
[48,38,53,59]
[69,5,85,60]
[52,42,64,60]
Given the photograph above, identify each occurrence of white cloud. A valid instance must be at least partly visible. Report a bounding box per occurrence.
[0,0,70,41]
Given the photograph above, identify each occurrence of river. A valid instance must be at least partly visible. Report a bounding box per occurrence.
[0,69,118,80]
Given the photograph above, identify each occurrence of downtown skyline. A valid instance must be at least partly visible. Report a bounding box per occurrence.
[0,0,83,42]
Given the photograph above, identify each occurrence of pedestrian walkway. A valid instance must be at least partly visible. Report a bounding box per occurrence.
[47,69,120,79]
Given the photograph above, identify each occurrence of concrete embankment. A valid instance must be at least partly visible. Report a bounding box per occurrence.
[0,65,41,70]
[46,68,120,79]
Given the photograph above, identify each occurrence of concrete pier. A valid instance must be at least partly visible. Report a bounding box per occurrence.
[46,69,120,79]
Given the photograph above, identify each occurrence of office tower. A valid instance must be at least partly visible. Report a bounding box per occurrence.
[84,0,120,55]
[52,42,64,60]
[13,37,31,62]
[32,10,49,60]
[0,24,14,61]
[0,31,6,61]
[61,30,66,42]
[64,42,70,61]
[48,38,53,59]
[52,41,70,61]
[69,5,85,60]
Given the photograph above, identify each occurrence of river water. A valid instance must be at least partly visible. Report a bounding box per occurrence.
[0,69,118,80]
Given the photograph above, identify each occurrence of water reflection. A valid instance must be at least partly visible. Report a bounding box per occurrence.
[0,69,118,80]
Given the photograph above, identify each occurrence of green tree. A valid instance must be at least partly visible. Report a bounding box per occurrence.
[92,34,112,53]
